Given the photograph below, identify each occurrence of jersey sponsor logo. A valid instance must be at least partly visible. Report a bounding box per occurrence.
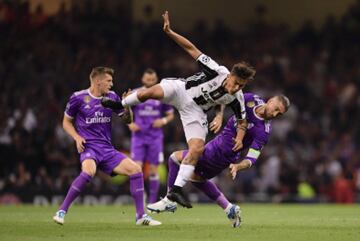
[200,87,215,104]
[247,101,255,108]
[138,106,161,116]
[85,111,111,124]
[83,95,91,104]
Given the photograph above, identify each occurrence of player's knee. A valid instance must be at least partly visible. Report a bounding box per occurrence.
[81,160,97,177]
[129,162,142,175]
[170,152,181,165]
[190,144,204,156]
[82,168,96,177]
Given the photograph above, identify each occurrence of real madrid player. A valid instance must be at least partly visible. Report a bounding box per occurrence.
[148,93,290,227]
[129,68,174,204]
[53,67,161,226]
[102,11,256,208]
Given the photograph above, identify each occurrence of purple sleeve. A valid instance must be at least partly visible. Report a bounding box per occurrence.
[244,129,269,165]
[162,104,174,114]
[244,93,254,103]
[64,94,80,118]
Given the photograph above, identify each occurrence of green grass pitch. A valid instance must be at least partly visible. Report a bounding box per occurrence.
[0,204,359,241]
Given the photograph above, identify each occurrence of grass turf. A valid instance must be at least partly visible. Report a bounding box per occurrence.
[0,204,359,241]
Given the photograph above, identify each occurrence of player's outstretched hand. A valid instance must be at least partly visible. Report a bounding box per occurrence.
[209,115,222,133]
[162,11,171,33]
[75,135,86,153]
[122,89,132,99]
[229,164,239,180]
[128,123,141,132]
[232,137,243,151]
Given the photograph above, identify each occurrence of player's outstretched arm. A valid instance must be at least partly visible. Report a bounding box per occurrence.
[162,11,202,60]
[119,90,133,124]
[229,160,252,180]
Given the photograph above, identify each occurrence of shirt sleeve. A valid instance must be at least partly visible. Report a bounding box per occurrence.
[196,54,222,78]
[228,90,246,120]
[64,94,80,119]
[244,128,270,165]
[113,93,124,115]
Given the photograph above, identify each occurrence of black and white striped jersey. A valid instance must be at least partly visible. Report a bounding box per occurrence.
[184,54,246,120]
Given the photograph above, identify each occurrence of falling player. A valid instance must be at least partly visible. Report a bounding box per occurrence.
[147,93,290,227]
[53,67,161,226]
[129,68,174,204]
[102,11,256,208]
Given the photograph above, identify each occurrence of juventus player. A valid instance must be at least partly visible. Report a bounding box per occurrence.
[102,11,256,208]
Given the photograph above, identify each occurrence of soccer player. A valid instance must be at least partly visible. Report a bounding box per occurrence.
[102,11,256,208]
[129,68,174,204]
[53,67,161,226]
[147,93,290,227]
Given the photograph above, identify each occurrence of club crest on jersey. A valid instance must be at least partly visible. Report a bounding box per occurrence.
[247,101,255,108]
[83,95,91,104]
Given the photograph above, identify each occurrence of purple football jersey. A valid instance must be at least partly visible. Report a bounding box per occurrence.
[192,93,272,179]
[131,97,173,141]
[64,89,121,146]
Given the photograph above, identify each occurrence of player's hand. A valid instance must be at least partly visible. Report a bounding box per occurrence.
[229,164,239,180]
[152,118,165,128]
[74,135,86,153]
[101,97,123,110]
[128,123,141,132]
[209,115,223,133]
[232,137,243,152]
[162,11,171,33]
[122,89,132,99]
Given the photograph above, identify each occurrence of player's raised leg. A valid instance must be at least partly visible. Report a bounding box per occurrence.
[112,157,161,226]
[53,159,96,225]
[102,84,166,110]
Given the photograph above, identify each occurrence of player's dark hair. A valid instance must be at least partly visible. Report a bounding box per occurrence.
[231,62,256,81]
[143,68,157,75]
[90,66,114,81]
[276,95,291,111]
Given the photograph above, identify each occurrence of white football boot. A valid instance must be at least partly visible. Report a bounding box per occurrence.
[226,205,242,228]
[147,197,177,213]
[53,210,66,225]
[136,214,162,226]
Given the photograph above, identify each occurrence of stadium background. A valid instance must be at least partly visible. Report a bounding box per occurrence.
[0,0,359,205]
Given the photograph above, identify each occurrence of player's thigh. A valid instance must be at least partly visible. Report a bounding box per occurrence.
[81,159,97,177]
[179,103,208,142]
[147,140,163,166]
[131,139,146,164]
[112,157,142,176]
[138,84,164,100]
[159,78,182,106]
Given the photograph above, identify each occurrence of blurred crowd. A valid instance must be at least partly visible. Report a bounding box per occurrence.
[0,0,359,204]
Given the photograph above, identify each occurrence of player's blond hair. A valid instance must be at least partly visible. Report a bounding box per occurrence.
[89,67,114,81]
